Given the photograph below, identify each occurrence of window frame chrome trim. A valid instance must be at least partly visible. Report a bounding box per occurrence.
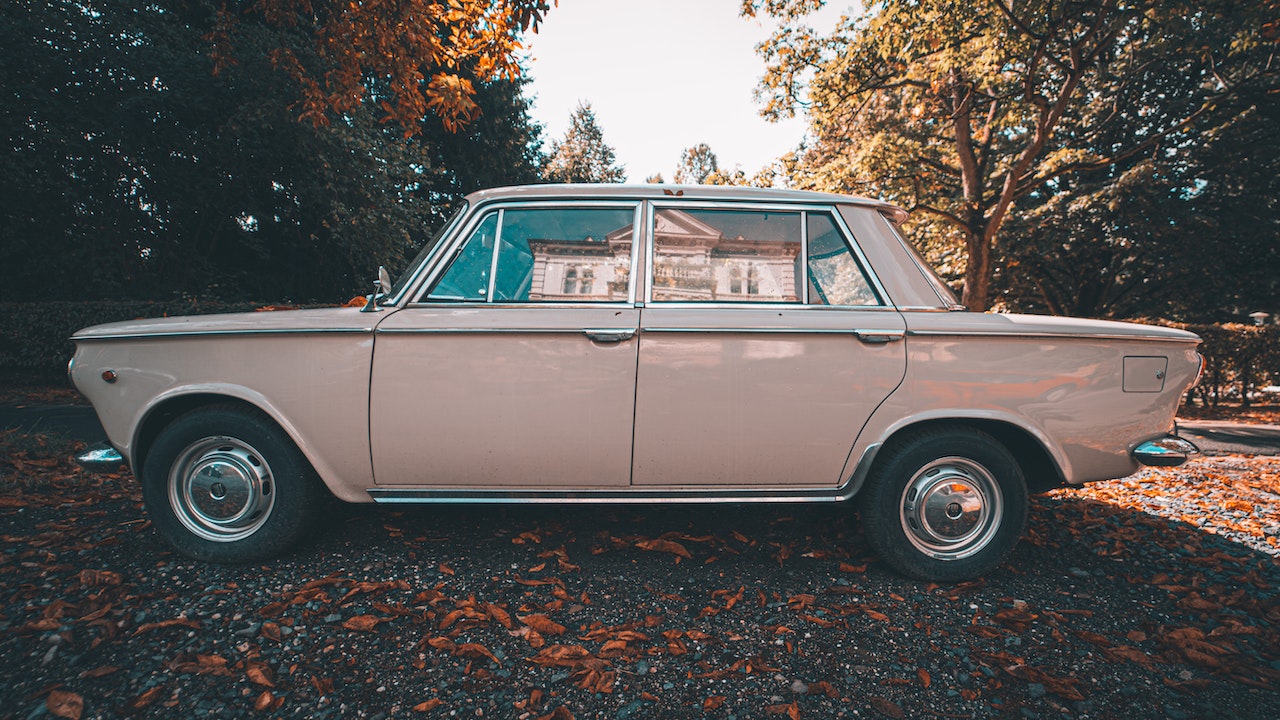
[485,208,505,301]
[644,200,890,308]
[800,210,811,304]
[407,199,644,306]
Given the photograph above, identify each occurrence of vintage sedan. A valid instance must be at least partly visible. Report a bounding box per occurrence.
[70,184,1202,581]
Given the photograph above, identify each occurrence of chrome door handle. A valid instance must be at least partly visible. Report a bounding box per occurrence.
[853,330,905,344]
[584,329,636,343]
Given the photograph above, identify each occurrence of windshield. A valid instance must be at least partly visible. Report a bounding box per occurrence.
[387,203,467,301]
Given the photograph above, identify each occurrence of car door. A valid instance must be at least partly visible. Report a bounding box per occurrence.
[369,202,642,488]
[631,203,907,487]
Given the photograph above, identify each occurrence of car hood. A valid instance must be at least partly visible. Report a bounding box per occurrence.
[72,307,376,341]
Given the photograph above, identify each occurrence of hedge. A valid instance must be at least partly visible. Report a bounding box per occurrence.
[3,304,1277,403]
[1174,323,1280,407]
[0,300,323,382]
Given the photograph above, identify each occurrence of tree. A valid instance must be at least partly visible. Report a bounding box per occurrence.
[749,0,1276,311]
[1,1,546,302]
[542,102,626,183]
[215,0,552,133]
[675,143,721,184]
[996,89,1280,321]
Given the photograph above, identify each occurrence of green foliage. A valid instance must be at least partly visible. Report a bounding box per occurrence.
[1176,323,1280,407]
[675,144,721,185]
[1,1,544,304]
[542,102,626,183]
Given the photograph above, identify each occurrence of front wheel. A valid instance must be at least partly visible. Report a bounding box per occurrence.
[857,426,1028,582]
[141,405,325,563]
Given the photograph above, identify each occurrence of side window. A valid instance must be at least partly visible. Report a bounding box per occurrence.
[425,207,635,303]
[651,208,801,302]
[495,207,634,302]
[806,213,881,306]
[427,212,498,302]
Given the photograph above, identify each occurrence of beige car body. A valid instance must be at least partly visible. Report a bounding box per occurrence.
[71,185,1202,506]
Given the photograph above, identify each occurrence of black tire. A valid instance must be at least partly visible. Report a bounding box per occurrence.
[857,426,1028,582]
[141,405,326,563]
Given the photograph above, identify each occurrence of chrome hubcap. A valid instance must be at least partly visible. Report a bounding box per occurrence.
[900,457,1003,560]
[169,437,274,542]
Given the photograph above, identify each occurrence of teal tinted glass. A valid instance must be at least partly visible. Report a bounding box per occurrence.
[493,207,634,302]
[427,212,498,301]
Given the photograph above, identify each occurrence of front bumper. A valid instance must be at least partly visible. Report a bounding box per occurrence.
[75,442,126,472]
[1132,434,1200,467]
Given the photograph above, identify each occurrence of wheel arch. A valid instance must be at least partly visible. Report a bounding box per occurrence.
[133,393,275,478]
[851,417,1067,498]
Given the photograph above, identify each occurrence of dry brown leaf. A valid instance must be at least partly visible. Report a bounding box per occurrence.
[808,680,839,697]
[529,644,595,668]
[457,642,501,665]
[520,613,566,636]
[765,702,801,719]
[125,686,164,711]
[77,569,123,586]
[253,690,274,712]
[246,664,275,688]
[413,698,443,712]
[635,538,692,559]
[1105,645,1157,670]
[343,615,382,632]
[534,707,574,720]
[870,697,904,719]
[486,603,513,629]
[917,667,932,688]
[704,695,726,710]
[133,617,200,635]
[46,690,84,720]
[260,622,282,642]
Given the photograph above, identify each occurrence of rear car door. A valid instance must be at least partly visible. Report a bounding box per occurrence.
[631,203,907,487]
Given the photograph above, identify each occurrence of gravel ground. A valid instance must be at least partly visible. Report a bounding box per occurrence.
[1,431,1277,720]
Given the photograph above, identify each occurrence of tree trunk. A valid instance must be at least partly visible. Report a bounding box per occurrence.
[961,232,990,311]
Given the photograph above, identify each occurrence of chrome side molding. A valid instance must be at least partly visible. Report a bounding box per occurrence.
[366,443,884,505]
[1132,434,1200,467]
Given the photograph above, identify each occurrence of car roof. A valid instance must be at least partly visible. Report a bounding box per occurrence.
[463,184,909,224]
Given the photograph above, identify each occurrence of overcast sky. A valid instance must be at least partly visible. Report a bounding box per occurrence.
[522,0,851,183]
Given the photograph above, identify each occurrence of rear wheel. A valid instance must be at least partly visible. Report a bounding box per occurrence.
[141,405,325,563]
[858,426,1028,581]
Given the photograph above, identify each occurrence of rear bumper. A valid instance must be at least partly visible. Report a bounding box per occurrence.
[1132,434,1200,467]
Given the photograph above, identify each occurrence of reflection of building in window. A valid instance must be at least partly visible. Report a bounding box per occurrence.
[529,228,632,301]
[652,210,799,302]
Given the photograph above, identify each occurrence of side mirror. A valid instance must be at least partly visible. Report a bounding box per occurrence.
[361,265,393,313]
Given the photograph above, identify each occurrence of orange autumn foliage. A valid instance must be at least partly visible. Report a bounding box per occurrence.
[212,0,553,134]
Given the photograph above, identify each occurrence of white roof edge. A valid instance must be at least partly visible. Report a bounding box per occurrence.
[463,184,906,218]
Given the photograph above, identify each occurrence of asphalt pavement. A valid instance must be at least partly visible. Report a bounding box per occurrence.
[3,403,1279,456]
